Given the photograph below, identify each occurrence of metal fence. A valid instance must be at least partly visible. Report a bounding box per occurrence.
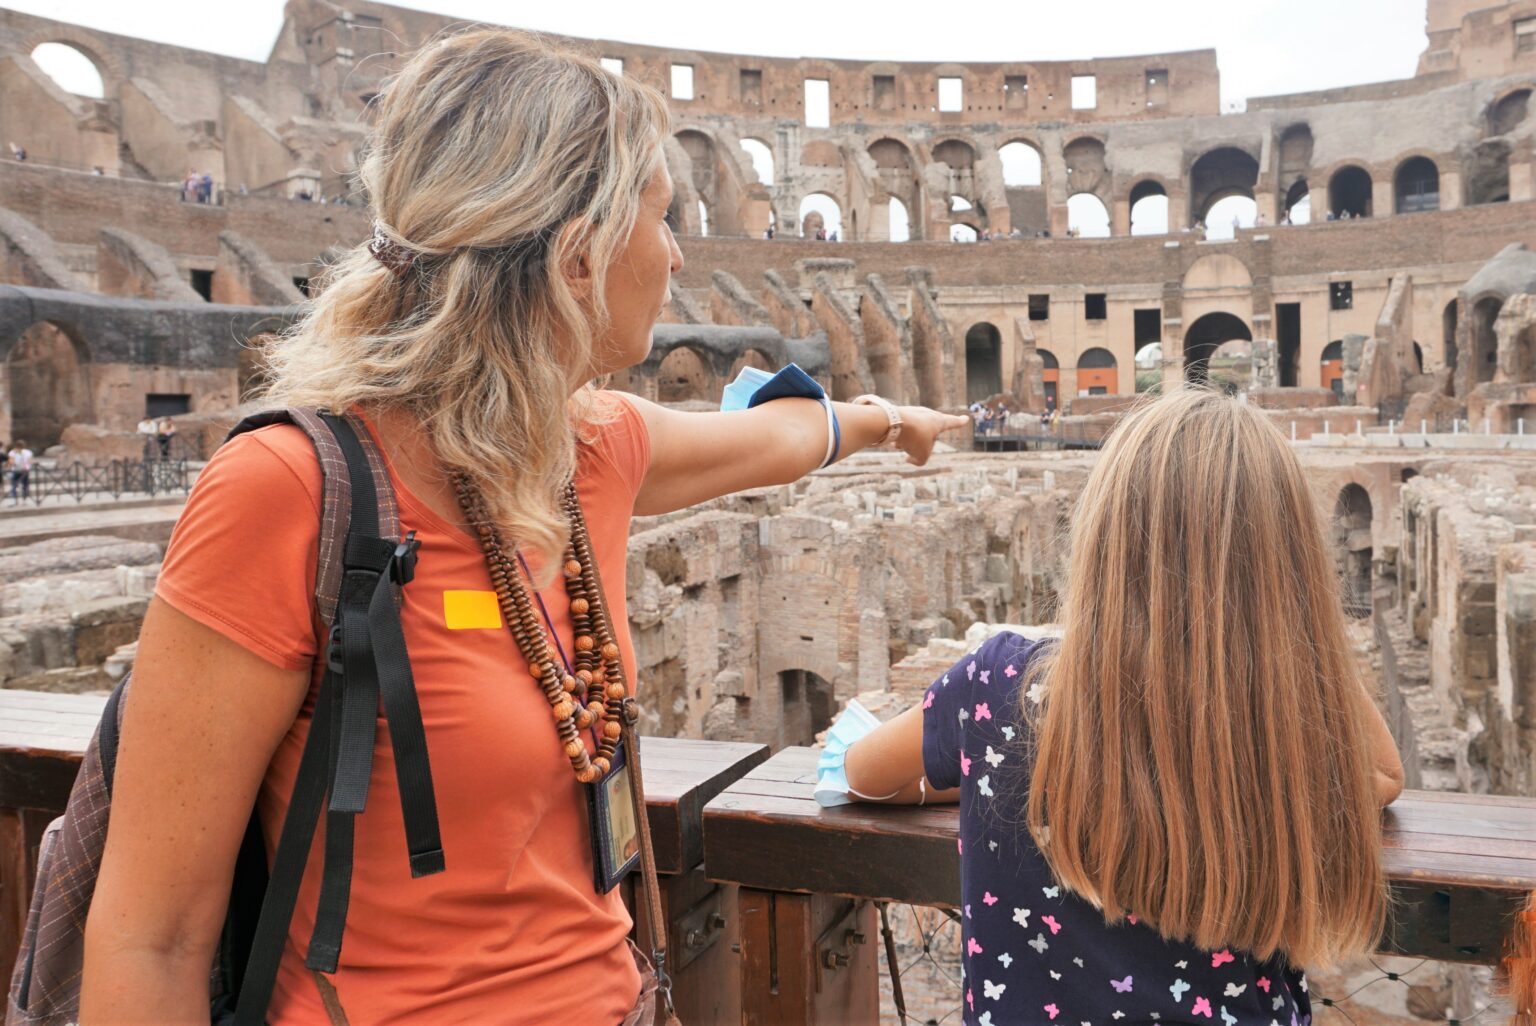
[4,459,190,506]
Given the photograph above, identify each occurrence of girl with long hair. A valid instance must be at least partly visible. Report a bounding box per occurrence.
[843,388,1405,1025]
[80,29,963,1024]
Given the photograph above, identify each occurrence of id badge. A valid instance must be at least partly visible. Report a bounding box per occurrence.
[586,737,641,893]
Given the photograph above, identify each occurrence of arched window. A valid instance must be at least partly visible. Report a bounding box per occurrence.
[965,323,1003,401]
[1395,157,1439,214]
[888,197,910,242]
[1076,346,1117,395]
[998,141,1043,187]
[950,223,978,242]
[1205,195,1257,239]
[1321,339,1345,395]
[29,42,104,98]
[1333,484,1373,618]
[1067,193,1110,238]
[1129,180,1168,236]
[1284,179,1312,224]
[1184,312,1252,384]
[1327,165,1373,219]
[1134,342,1163,393]
[798,193,842,238]
[1038,348,1060,410]
[1190,147,1259,229]
[740,138,774,185]
[1471,297,1503,384]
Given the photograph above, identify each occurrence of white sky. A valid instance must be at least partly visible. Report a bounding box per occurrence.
[14,0,1429,110]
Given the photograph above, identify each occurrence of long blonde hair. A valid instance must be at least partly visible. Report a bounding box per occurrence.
[1024,387,1387,968]
[260,29,668,579]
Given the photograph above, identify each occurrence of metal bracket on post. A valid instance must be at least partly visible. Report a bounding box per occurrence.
[812,900,868,993]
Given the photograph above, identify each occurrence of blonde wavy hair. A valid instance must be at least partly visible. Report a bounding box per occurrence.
[1024,387,1388,968]
[260,29,669,579]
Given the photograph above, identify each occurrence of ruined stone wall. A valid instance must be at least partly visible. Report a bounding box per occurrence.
[1398,461,1536,794]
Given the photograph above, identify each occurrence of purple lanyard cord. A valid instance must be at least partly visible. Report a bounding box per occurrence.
[516,550,601,748]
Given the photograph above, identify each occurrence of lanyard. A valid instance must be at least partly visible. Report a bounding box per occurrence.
[516,550,602,749]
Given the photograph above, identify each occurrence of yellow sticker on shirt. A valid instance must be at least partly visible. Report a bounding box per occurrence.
[443,590,502,630]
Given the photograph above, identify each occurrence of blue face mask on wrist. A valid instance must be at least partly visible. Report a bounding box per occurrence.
[814,699,899,807]
[720,363,826,412]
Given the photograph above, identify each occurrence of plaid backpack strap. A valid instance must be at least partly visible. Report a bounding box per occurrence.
[226,408,396,623]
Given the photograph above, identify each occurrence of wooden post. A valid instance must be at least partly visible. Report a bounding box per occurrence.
[738,889,878,1026]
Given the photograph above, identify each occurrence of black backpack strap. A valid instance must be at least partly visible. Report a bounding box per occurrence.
[228,409,443,1018]
[231,664,340,1026]
[303,413,444,974]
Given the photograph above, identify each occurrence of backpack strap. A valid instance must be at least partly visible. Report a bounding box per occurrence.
[304,413,444,974]
[224,409,444,1023]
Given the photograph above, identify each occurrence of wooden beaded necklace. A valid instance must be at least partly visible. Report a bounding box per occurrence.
[451,473,629,784]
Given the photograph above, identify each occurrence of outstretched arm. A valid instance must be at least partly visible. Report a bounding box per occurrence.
[842,704,959,806]
[628,395,969,517]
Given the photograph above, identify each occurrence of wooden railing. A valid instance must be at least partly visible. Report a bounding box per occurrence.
[4,693,1535,1023]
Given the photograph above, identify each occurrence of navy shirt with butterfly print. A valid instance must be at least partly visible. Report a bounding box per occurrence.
[922,631,1311,1026]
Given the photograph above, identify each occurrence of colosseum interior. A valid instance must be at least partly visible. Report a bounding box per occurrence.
[0,1,1535,1023]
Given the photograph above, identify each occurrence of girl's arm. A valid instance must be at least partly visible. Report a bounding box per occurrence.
[842,704,959,806]
[628,395,969,517]
[1356,680,1406,807]
[81,599,310,1022]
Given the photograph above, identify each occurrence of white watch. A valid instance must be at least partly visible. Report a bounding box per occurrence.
[852,394,903,446]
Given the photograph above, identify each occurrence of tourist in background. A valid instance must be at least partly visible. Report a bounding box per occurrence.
[6,440,33,503]
[155,417,176,460]
[834,388,1404,1026]
[80,29,965,1025]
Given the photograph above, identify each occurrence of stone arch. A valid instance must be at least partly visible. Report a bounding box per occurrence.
[964,322,1002,402]
[19,28,126,98]
[1076,346,1117,395]
[932,138,976,171]
[1471,295,1503,384]
[1395,155,1440,214]
[998,139,1043,187]
[933,139,979,217]
[1189,146,1259,225]
[673,129,719,234]
[1488,87,1532,137]
[1183,312,1250,384]
[729,348,774,380]
[1277,124,1313,184]
[799,192,842,238]
[1284,178,1312,223]
[740,138,774,185]
[28,42,106,99]
[779,668,836,747]
[656,345,714,403]
[1182,253,1253,291]
[868,137,923,238]
[1067,193,1111,237]
[1038,348,1060,410]
[1467,140,1511,205]
[1327,164,1373,218]
[1128,178,1169,236]
[1321,339,1345,394]
[1062,136,1109,201]
[1333,483,1373,619]
[6,319,93,448]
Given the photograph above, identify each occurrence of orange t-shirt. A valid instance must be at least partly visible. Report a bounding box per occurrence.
[155,393,649,1025]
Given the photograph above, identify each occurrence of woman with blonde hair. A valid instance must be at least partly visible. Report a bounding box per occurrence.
[837,388,1404,1025]
[79,29,963,1024]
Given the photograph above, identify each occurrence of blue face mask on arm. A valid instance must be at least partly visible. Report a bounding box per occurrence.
[813,698,900,807]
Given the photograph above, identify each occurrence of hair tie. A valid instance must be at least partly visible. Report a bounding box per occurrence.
[368,220,417,278]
